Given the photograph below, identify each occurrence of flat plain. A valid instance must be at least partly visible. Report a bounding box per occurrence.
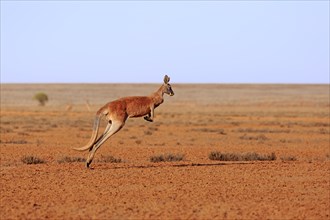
[1,83,329,219]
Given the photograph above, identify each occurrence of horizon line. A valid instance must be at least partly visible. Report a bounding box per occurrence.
[1,82,329,85]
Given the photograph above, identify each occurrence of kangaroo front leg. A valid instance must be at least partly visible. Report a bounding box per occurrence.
[144,106,154,122]
[144,113,152,122]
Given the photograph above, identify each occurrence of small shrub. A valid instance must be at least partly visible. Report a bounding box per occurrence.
[57,156,86,163]
[209,151,240,161]
[150,153,185,163]
[21,155,45,165]
[33,92,48,106]
[209,151,276,161]
[150,154,164,162]
[98,155,122,163]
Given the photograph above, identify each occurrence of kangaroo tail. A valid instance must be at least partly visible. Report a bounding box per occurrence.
[73,112,103,152]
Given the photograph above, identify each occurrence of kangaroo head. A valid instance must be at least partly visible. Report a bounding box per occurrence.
[163,75,174,96]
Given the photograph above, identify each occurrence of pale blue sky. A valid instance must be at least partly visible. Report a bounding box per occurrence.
[1,1,329,83]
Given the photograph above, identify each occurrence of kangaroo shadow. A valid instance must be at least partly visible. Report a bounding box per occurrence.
[94,161,254,170]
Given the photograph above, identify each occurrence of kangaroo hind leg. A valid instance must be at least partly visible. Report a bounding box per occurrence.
[86,121,124,168]
[89,122,112,152]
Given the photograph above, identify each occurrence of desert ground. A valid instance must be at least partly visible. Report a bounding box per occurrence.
[0,83,329,219]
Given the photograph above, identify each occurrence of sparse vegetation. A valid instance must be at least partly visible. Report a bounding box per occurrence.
[21,155,45,164]
[98,155,122,163]
[209,151,276,161]
[150,153,185,162]
[58,155,123,164]
[239,134,269,141]
[236,128,290,134]
[57,156,86,163]
[33,92,49,106]
[1,140,28,144]
[192,128,226,135]
[319,128,329,134]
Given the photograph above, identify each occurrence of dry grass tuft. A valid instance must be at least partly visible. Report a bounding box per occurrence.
[239,134,269,141]
[209,151,276,161]
[57,156,86,163]
[98,155,122,163]
[1,140,28,144]
[192,128,226,135]
[150,153,185,163]
[21,155,46,165]
[236,128,290,134]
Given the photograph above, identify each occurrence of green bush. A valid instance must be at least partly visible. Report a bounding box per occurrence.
[33,92,48,106]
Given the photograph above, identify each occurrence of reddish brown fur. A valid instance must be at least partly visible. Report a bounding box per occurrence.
[99,86,165,122]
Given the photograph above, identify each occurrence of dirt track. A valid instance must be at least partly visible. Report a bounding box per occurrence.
[1,84,329,219]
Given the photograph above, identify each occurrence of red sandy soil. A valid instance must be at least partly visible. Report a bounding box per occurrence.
[1,84,329,219]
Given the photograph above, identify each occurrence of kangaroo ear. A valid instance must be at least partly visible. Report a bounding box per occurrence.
[164,75,170,84]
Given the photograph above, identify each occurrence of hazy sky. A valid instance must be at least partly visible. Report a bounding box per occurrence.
[1,1,329,83]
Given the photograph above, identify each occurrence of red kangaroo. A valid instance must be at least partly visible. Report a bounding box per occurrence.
[73,75,174,168]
